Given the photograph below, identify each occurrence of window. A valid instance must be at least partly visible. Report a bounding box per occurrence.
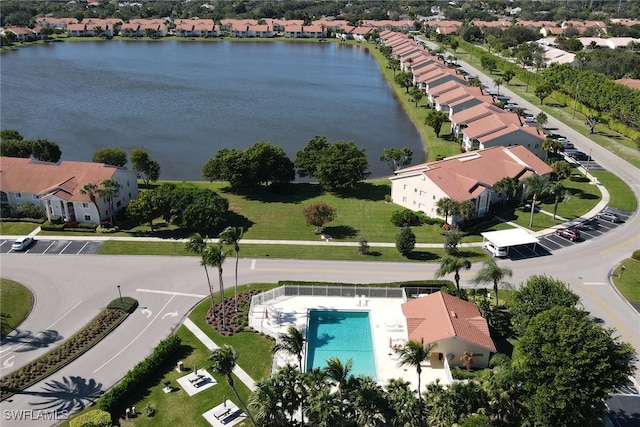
[419,191,427,197]
[84,214,91,221]
[414,188,417,193]
[403,184,407,190]
[33,194,39,200]
[116,200,122,208]
[127,181,130,187]
[129,193,131,198]
[15,193,22,198]
[402,197,407,202]
[82,202,89,208]
[433,195,436,200]
[535,144,539,149]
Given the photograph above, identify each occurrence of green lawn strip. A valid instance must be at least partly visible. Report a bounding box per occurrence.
[494,205,564,231]
[537,177,602,220]
[0,278,34,336]
[612,259,640,304]
[451,47,640,169]
[99,240,489,262]
[590,171,638,211]
[0,222,41,236]
[0,308,130,401]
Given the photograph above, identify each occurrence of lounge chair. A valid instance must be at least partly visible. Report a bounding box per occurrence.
[213,406,231,420]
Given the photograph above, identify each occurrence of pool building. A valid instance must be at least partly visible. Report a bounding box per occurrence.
[249,285,497,390]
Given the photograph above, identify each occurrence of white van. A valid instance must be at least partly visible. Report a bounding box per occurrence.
[483,242,508,258]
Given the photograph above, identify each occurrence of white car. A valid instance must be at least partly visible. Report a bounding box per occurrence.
[483,242,508,258]
[11,236,33,251]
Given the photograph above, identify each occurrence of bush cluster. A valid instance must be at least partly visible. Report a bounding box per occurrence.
[69,409,112,427]
[40,221,98,232]
[107,297,138,314]
[99,335,181,414]
[632,250,640,261]
[390,209,445,227]
[96,225,119,233]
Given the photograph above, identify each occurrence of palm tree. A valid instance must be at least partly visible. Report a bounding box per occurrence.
[218,226,244,312]
[435,197,459,225]
[473,259,513,305]
[209,345,256,425]
[493,77,503,96]
[457,199,476,222]
[249,377,289,427]
[351,376,387,426]
[385,378,422,427]
[548,181,569,220]
[79,182,101,222]
[98,178,121,226]
[394,339,435,414]
[324,357,353,397]
[204,244,227,329]
[523,174,550,227]
[542,138,564,157]
[493,177,519,204]
[512,107,525,126]
[435,256,472,291]
[272,326,305,372]
[185,233,216,317]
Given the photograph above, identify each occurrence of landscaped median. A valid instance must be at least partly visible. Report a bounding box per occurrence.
[0,297,138,401]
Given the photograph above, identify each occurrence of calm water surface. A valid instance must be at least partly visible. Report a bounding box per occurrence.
[1,40,425,180]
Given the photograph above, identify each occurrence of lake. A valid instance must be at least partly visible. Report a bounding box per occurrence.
[0,40,425,181]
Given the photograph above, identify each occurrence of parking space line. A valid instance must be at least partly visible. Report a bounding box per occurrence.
[59,241,73,255]
[77,241,90,254]
[42,241,56,254]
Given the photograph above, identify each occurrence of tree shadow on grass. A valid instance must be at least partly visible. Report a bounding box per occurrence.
[220,182,325,204]
[334,182,390,202]
[361,251,382,257]
[322,225,358,239]
[407,251,439,261]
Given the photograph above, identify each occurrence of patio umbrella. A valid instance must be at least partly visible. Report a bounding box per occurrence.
[194,363,198,375]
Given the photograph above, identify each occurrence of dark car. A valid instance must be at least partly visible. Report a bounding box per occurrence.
[566,150,592,161]
[555,228,580,241]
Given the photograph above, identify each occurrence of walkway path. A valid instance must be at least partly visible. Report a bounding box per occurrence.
[182,318,256,392]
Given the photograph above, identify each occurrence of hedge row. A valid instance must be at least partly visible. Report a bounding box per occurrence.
[40,221,98,232]
[99,335,181,415]
[69,409,112,427]
[0,217,47,224]
[278,279,455,289]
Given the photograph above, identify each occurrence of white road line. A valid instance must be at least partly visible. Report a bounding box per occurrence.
[77,241,90,254]
[583,282,608,286]
[42,241,56,254]
[93,295,175,373]
[59,241,73,255]
[4,300,82,355]
[136,288,207,298]
[250,259,256,270]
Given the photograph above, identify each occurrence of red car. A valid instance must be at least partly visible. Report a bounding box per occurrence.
[555,228,580,241]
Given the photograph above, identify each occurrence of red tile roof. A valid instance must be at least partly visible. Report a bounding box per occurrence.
[402,292,496,352]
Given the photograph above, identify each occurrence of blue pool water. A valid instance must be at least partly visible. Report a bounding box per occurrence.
[306,310,376,379]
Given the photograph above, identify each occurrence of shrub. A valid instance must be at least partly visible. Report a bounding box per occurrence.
[17,203,46,219]
[51,215,63,224]
[391,209,421,227]
[632,250,640,261]
[69,409,112,427]
[144,403,156,417]
[41,221,65,231]
[99,335,181,414]
[107,297,138,313]
[396,226,416,256]
[451,366,479,380]
[419,213,446,227]
[96,225,119,233]
[64,220,79,228]
[78,222,98,230]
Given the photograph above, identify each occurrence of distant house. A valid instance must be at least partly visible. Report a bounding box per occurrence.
[401,291,497,369]
[0,27,37,42]
[0,157,138,225]
[389,146,552,223]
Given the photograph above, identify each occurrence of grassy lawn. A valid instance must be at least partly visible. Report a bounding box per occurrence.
[537,175,602,220]
[0,222,40,236]
[0,278,34,336]
[612,259,640,304]
[590,171,638,212]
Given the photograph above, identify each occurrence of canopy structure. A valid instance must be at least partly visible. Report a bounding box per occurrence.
[481,229,539,248]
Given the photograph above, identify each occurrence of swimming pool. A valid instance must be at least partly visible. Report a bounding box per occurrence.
[305,310,376,379]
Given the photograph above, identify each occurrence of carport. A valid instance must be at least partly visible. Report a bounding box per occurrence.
[481,229,540,256]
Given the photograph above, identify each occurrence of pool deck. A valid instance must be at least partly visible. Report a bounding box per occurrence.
[249,294,449,391]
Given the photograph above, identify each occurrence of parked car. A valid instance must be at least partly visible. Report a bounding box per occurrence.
[555,228,580,241]
[504,103,517,112]
[565,150,592,161]
[562,141,575,150]
[596,210,620,223]
[523,114,536,123]
[483,242,508,258]
[11,236,33,251]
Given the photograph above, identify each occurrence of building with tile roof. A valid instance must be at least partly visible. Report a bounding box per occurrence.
[401,291,496,369]
[389,146,552,224]
[0,157,138,225]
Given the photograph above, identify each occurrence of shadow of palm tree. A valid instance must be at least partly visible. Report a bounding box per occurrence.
[21,376,104,413]
[1,330,63,351]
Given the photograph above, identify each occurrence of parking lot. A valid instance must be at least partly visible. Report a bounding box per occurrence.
[0,238,103,255]
[503,209,632,261]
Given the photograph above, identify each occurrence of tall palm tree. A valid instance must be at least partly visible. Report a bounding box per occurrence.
[394,339,435,414]
[272,326,305,372]
[249,377,289,427]
[351,376,388,426]
[209,345,256,425]
[435,197,459,225]
[204,244,227,328]
[457,199,476,223]
[435,256,472,291]
[548,181,569,220]
[218,226,244,312]
[493,177,519,204]
[512,107,525,126]
[324,357,353,402]
[385,378,422,427]
[494,77,503,96]
[79,182,101,222]
[473,259,513,305]
[98,178,121,226]
[523,174,550,227]
[185,233,215,317]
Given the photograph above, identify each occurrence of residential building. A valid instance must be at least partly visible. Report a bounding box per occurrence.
[0,157,138,225]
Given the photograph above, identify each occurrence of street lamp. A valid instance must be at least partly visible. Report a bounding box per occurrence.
[117,285,122,302]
